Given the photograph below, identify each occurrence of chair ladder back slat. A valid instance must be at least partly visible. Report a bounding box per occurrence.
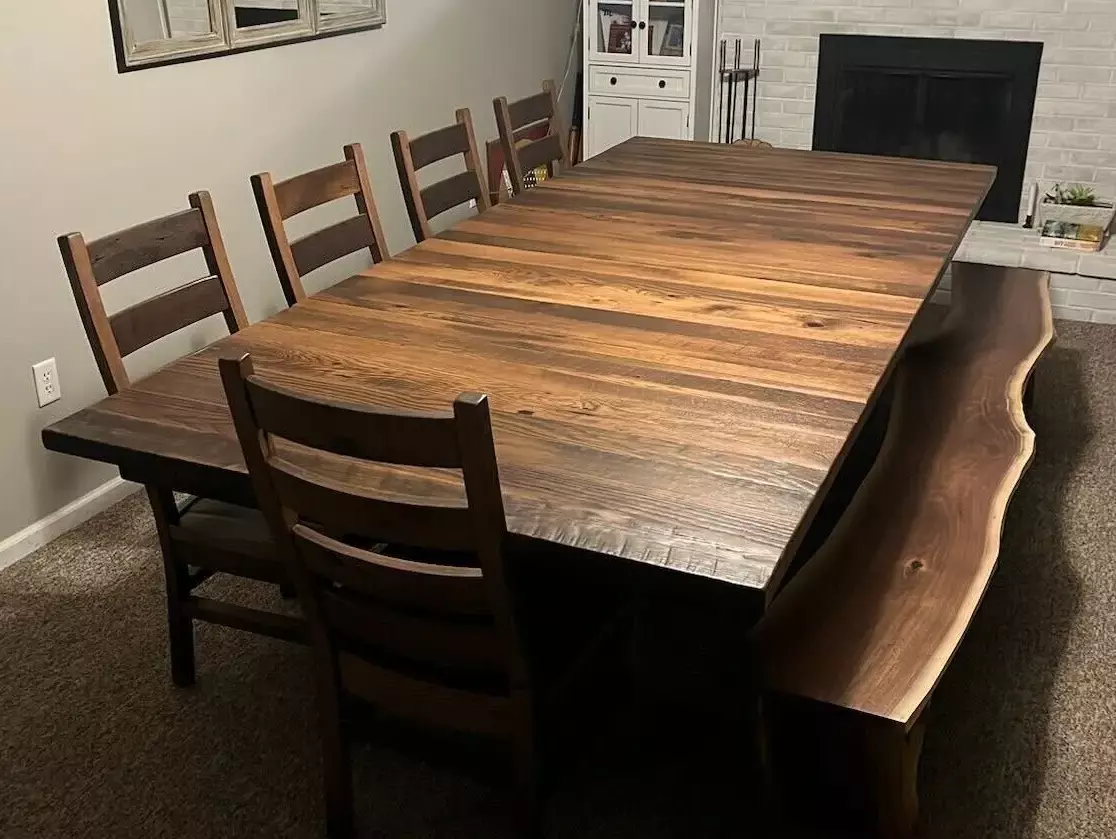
[421,171,486,221]
[109,275,229,357]
[242,376,461,467]
[507,90,553,130]
[274,159,361,219]
[85,207,208,285]
[408,122,471,170]
[270,464,475,552]
[290,215,378,277]
[517,133,566,178]
[294,525,491,615]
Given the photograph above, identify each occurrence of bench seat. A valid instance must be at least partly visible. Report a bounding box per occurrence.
[753,262,1054,835]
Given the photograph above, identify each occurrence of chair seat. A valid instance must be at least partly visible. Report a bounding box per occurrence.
[178,497,271,552]
[171,498,283,584]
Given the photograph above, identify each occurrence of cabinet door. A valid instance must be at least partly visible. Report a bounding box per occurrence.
[587,96,639,159]
[587,0,639,64]
[640,0,691,67]
[638,99,691,140]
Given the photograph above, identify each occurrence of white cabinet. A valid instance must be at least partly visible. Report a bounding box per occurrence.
[587,96,639,157]
[583,0,708,159]
[638,100,690,140]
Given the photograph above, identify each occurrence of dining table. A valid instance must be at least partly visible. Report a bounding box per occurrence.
[42,137,994,614]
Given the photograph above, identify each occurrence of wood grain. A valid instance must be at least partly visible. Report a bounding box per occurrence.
[252,143,388,306]
[44,139,993,600]
[392,108,489,243]
[494,79,569,196]
[754,264,1054,725]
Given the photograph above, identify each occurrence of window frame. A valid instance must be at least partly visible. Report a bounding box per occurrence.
[108,0,386,72]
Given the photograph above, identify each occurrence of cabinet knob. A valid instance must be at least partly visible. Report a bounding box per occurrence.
[638,21,647,30]
[629,20,637,29]
[610,77,617,85]
[658,80,666,88]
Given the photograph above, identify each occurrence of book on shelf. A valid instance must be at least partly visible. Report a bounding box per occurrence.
[1039,220,1107,252]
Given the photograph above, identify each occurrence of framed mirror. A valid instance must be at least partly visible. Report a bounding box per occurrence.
[227,0,312,47]
[109,0,386,71]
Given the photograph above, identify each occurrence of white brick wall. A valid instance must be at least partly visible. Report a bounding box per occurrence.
[936,266,1116,322]
[718,0,1116,216]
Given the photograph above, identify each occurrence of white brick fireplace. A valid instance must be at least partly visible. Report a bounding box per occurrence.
[716,0,1116,322]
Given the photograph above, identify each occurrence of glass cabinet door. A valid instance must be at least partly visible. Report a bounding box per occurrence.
[642,0,690,66]
[590,0,639,63]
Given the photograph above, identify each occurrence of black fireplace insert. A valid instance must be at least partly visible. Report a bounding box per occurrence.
[812,35,1042,223]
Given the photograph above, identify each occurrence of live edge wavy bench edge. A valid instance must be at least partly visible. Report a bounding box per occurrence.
[753,262,1055,838]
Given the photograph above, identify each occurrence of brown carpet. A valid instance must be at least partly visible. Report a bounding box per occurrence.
[1,320,1114,839]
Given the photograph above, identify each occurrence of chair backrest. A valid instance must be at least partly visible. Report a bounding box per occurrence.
[219,353,528,692]
[251,143,388,307]
[391,108,490,243]
[493,79,570,197]
[58,191,248,395]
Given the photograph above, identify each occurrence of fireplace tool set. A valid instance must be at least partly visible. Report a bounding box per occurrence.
[718,38,761,144]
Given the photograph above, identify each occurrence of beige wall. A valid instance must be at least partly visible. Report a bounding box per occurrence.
[0,0,578,543]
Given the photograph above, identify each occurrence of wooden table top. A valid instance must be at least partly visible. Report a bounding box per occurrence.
[43,138,993,601]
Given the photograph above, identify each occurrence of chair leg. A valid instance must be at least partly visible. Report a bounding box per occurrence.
[511,692,541,837]
[316,650,354,839]
[865,719,925,839]
[146,487,196,688]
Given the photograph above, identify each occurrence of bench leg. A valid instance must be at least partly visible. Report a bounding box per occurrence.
[865,719,925,839]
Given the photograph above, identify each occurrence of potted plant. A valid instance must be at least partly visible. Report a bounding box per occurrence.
[1037,183,1115,231]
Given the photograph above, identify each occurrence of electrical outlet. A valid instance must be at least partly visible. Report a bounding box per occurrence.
[33,358,61,408]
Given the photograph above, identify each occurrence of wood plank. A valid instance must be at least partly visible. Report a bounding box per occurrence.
[43,139,994,598]
[86,208,208,284]
[290,215,378,276]
[110,275,228,356]
[274,159,360,218]
[755,265,1054,724]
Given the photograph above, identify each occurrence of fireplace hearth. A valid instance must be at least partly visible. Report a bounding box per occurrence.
[812,35,1042,223]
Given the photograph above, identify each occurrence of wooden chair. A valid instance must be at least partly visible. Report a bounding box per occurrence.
[220,353,628,838]
[251,143,388,307]
[57,192,303,688]
[484,123,551,207]
[493,80,570,197]
[391,108,490,243]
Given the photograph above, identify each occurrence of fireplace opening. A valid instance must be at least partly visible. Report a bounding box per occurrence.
[812,35,1043,223]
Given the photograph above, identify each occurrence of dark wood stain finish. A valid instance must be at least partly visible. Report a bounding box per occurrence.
[493,79,571,196]
[45,139,993,602]
[753,263,1053,837]
[391,108,490,244]
[56,191,299,686]
[251,143,388,306]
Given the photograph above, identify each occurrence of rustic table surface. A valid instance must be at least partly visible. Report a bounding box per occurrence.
[43,137,993,605]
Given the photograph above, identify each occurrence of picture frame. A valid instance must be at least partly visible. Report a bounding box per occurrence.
[663,21,684,56]
[608,21,632,54]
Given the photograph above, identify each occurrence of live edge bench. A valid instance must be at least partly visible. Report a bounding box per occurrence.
[753,262,1054,837]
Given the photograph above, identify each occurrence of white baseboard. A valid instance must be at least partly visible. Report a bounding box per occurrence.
[0,477,140,574]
